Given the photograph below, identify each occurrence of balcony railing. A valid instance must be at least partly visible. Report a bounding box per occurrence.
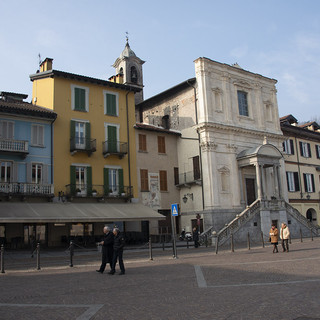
[176,170,201,186]
[0,139,29,158]
[65,184,133,199]
[70,137,96,155]
[0,182,54,195]
[102,140,128,159]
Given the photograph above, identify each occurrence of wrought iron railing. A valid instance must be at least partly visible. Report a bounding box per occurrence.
[65,184,133,198]
[70,137,96,154]
[102,140,128,158]
[0,182,54,195]
[176,170,201,185]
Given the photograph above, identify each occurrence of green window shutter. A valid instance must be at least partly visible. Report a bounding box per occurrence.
[106,93,116,115]
[70,120,75,151]
[70,166,76,195]
[75,88,86,111]
[108,126,117,153]
[87,167,92,195]
[103,168,109,195]
[118,169,124,194]
[85,122,91,150]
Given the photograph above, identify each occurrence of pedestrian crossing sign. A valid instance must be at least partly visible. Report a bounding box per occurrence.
[171,204,178,216]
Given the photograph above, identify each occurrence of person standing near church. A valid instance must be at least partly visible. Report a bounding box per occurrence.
[109,228,125,275]
[96,226,114,273]
[280,223,290,252]
[269,224,279,253]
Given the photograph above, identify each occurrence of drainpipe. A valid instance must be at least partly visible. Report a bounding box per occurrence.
[50,118,55,189]
[126,91,132,201]
[187,80,205,211]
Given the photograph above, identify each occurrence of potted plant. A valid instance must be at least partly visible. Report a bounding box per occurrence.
[92,189,97,196]
[76,188,81,196]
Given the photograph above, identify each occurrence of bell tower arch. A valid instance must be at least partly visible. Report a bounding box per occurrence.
[113,37,145,104]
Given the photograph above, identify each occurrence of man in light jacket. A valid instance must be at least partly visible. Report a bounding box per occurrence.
[280,223,290,252]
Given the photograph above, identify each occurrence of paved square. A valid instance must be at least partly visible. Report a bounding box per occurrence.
[1,239,320,320]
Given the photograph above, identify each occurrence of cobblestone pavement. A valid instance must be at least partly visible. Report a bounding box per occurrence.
[0,238,320,320]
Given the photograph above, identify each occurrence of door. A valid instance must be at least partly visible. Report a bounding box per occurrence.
[107,126,118,153]
[75,122,85,149]
[245,178,256,205]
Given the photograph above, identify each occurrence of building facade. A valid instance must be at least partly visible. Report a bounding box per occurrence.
[0,91,57,247]
[281,115,320,224]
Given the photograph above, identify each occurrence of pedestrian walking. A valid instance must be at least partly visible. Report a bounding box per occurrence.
[96,226,114,274]
[269,224,279,253]
[280,223,290,252]
[109,228,125,275]
[193,227,199,248]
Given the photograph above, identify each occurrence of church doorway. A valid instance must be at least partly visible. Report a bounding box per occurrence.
[245,178,256,205]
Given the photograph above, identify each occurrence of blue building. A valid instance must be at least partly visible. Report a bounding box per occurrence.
[0,91,57,247]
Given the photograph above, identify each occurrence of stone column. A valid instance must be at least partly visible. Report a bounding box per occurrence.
[273,164,279,198]
[276,164,282,199]
[255,163,262,199]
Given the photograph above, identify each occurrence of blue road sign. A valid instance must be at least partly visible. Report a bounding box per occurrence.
[171,203,178,216]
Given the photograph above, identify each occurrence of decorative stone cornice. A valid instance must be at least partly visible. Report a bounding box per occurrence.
[226,144,238,152]
[200,140,218,152]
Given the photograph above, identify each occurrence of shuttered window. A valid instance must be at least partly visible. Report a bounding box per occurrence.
[158,136,166,154]
[303,173,315,193]
[286,171,300,192]
[139,134,147,151]
[159,170,167,191]
[74,88,86,111]
[140,169,149,191]
[31,125,44,146]
[106,93,117,116]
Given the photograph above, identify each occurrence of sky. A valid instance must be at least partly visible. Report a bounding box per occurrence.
[1,0,320,123]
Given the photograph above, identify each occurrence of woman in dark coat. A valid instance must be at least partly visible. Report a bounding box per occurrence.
[96,226,114,273]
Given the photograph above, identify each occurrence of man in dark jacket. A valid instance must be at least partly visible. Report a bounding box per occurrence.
[109,228,125,275]
[96,226,114,273]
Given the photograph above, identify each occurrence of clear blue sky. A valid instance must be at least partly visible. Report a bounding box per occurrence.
[1,0,319,122]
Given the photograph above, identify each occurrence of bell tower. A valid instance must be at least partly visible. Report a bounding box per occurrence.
[113,37,145,104]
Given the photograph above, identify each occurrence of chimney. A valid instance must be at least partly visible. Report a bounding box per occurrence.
[40,58,53,72]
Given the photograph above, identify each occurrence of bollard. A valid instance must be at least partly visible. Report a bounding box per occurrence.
[36,243,41,270]
[149,237,153,261]
[300,228,303,243]
[205,235,208,248]
[1,244,4,273]
[187,239,189,249]
[215,237,219,254]
[261,231,265,248]
[162,241,165,251]
[310,228,314,241]
[231,233,234,252]
[69,240,74,267]
[247,232,251,250]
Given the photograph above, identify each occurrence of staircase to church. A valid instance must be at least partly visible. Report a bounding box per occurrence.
[199,199,319,249]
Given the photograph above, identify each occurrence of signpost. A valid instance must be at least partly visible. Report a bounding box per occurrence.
[171,204,178,258]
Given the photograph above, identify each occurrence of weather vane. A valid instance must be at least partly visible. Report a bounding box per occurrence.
[125,31,129,43]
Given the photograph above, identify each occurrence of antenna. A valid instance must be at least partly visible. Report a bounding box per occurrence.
[38,53,42,67]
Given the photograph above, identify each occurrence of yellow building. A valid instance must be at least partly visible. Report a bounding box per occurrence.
[30,58,139,200]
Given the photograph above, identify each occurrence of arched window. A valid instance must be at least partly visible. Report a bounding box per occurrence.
[119,67,123,75]
[162,115,170,129]
[131,66,138,83]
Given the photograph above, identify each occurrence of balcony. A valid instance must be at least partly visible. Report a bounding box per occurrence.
[175,170,202,188]
[70,137,96,156]
[102,140,128,159]
[0,182,54,198]
[65,184,133,201]
[0,138,29,158]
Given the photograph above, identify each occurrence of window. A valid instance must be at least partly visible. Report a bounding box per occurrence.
[70,120,91,151]
[158,136,166,154]
[193,156,200,180]
[70,165,92,195]
[31,124,44,146]
[139,134,147,152]
[103,167,124,195]
[32,163,42,184]
[162,115,170,129]
[283,139,294,155]
[104,91,118,116]
[71,85,89,112]
[0,161,12,182]
[104,123,119,153]
[0,121,14,139]
[315,145,320,159]
[237,91,249,116]
[131,66,138,84]
[303,173,315,193]
[174,167,179,185]
[299,142,311,158]
[286,172,300,192]
[140,169,149,191]
[159,170,167,191]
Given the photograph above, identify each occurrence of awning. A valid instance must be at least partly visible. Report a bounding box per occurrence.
[0,202,165,223]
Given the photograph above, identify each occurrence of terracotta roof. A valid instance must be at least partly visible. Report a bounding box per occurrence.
[299,121,320,130]
[0,99,57,120]
[280,114,298,125]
